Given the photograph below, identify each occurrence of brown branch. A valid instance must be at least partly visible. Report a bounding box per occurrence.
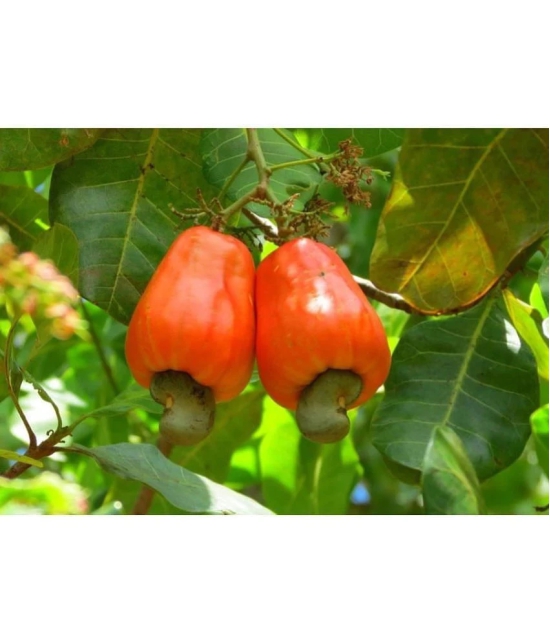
[132,434,173,515]
[1,425,72,479]
[353,276,420,314]
[241,207,279,239]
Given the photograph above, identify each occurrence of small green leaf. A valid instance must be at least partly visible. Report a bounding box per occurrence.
[422,425,486,514]
[0,129,101,170]
[0,184,49,250]
[33,224,80,286]
[530,405,549,478]
[0,449,43,468]
[69,442,273,515]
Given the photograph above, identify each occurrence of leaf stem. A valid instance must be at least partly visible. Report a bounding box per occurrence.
[218,154,251,203]
[268,155,336,173]
[273,128,318,159]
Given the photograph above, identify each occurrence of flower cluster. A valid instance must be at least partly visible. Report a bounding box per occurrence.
[0,227,81,339]
[325,139,373,210]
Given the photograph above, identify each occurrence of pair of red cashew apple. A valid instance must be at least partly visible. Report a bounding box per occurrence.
[125,226,391,446]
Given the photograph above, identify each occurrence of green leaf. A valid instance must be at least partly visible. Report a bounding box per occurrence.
[49,129,214,325]
[370,128,549,314]
[293,128,405,157]
[259,398,301,513]
[291,437,362,515]
[201,128,322,212]
[0,129,101,170]
[173,390,265,483]
[530,405,549,478]
[539,253,549,312]
[503,289,548,381]
[0,185,49,250]
[421,425,486,514]
[33,224,80,286]
[69,442,273,515]
[258,397,361,514]
[0,168,52,189]
[0,449,43,468]
[372,294,539,483]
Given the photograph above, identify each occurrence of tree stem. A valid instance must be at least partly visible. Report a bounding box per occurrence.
[80,301,120,396]
[3,315,37,450]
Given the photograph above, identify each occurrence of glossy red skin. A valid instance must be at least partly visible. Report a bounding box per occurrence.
[125,226,255,403]
[255,238,391,410]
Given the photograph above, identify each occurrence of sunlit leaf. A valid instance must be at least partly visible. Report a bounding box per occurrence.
[69,442,273,515]
[372,294,539,482]
[258,397,361,514]
[0,128,101,170]
[49,128,214,324]
[539,254,549,312]
[0,449,43,468]
[422,425,486,514]
[530,405,549,478]
[370,128,549,313]
[503,289,548,381]
[0,184,49,250]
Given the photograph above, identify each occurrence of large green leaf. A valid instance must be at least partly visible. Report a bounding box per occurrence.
[421,425,486,515]
[0,185,48,250]
[370,128,549,314]
[33,224,79,286]
[173,390,265,483]
[49,128,214,325]
[530,405,549,478]
[69,442,273,515]
[201,128,322,213]
[258,397,361,514]
[0,129,101,170]
[372,294,539,482]
[293,128,405,157]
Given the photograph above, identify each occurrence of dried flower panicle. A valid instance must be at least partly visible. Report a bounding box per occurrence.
[0,228,81,340]
[325,139,373,211]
